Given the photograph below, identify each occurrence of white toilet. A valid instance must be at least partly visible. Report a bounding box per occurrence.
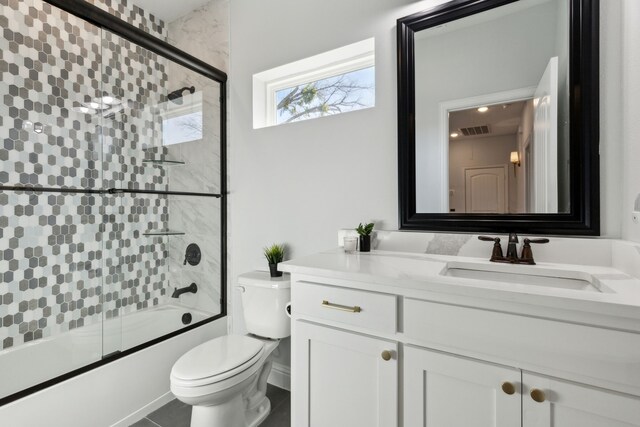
[170,271,291,427]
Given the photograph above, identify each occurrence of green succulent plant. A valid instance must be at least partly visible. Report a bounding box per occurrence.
[356,222,375,236]
[263,243,286,265]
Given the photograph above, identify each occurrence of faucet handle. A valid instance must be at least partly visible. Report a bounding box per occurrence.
[478,236,504,262]
[525,238,550,244]
[520,238,549,265]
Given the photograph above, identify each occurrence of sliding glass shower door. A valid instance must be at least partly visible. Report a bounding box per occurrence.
[0,0,225,404]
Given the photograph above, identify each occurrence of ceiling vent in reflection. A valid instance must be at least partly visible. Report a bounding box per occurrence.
[458,125,491,137]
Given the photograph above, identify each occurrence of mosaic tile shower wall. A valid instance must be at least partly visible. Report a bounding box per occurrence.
[0,0,173,351]
[99,28,171,320]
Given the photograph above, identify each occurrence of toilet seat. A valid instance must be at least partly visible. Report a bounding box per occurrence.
[171,335,265,388]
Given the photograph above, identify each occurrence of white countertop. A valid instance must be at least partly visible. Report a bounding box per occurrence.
[279,248,640,330]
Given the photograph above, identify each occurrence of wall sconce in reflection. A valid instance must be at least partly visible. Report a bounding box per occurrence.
[510,151,521,175]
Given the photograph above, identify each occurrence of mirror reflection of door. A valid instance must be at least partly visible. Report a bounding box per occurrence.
[525,137,534,212]
[446,53,559,215]
[413,0,571,215]
[464,166,507,213]
[448,97,531,214]
[532,57,559,213]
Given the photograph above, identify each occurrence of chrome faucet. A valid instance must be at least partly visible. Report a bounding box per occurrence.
[478,233,549,265]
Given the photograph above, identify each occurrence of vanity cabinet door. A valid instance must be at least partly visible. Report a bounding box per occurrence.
[292,321,398,427]
[404,346,521,427]
[523,372,640,427]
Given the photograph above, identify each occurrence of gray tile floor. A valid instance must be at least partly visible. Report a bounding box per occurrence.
[130,384,290,427]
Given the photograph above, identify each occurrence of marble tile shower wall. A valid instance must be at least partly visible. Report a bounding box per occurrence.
[163,0,227,315]
[0,0,172,351]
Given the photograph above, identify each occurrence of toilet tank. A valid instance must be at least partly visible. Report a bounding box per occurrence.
[238,271,291,339]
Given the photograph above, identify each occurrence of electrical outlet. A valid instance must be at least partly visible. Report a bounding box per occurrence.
[633,212,640,224]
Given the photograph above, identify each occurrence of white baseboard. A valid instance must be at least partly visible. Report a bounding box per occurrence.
[110,391,174,427]
[268,362,291,391]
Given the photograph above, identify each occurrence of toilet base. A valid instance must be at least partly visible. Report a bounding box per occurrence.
[190,394,271,427]
[173,336,281,427]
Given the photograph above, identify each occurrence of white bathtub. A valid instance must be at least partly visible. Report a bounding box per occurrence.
[1,304,215,401]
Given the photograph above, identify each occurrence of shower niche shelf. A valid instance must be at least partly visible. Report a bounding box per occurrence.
[143,230,186,237]
[142,158,186,166]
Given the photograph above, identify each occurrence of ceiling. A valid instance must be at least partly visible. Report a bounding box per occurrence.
[131,0,211,23]
[449,100,528,141]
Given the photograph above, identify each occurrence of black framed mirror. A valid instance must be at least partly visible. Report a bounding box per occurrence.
[397,0,599,235]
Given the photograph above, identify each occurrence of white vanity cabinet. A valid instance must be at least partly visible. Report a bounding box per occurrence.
[522,373,640,427]
[289,276,640,427]
[403,346,640,427]
[404,346,521,426]
[293,321,398,427]
[291,280,398,427]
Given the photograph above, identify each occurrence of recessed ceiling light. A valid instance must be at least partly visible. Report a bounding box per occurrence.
[477,106,489,113]
[450,132,459,138]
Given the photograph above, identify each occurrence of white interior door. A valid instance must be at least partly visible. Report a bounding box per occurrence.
[532,56,559,213]
[525,140,534,212]
[523,372,640,427]
[404,346,521,427]
[464,166,507,213]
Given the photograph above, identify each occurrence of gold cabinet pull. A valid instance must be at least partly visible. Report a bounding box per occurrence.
[530,388,546,403]
[501,382,516,395]
[321,300,361,313]
[381,350,392,361]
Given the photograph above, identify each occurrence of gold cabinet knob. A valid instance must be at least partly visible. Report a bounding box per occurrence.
[501,382,516,395]
[530,388,546,403]
[381,350,392,361]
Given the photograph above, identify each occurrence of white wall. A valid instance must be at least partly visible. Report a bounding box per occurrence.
[228,0,630,372]
[621,0,640,243]
[414,0,559,212]
[229,0,446,368]
[600,1,624,238]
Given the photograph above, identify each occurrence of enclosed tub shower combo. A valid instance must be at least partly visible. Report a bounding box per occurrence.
[0,0,227,405]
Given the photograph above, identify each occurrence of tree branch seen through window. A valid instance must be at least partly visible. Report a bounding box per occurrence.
[275,66,375,124]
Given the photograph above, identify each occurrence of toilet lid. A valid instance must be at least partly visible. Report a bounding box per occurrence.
[172,335,264,381]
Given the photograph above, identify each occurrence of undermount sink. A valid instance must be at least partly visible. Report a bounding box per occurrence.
[441,262,611,293]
